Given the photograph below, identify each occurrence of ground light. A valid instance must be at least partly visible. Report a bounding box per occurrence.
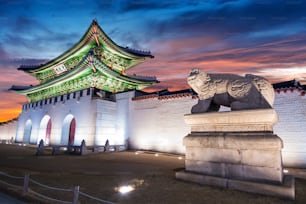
[117,185,134,194]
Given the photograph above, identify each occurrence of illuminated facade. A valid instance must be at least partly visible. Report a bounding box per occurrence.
[10,20,158,147]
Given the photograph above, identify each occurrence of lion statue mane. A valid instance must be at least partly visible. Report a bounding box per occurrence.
[187,69,275,113]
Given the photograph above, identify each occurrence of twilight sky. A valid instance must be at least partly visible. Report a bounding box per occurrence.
[1,0,306,122]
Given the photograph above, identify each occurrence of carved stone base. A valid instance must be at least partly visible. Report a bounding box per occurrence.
[184,109,278,132]
[177,109,295,199]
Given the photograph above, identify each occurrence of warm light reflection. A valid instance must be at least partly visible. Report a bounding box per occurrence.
[118,185,134,194]
[115,179,144,194]
[283,169,289,173]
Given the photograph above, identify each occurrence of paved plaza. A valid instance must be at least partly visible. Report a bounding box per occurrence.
[0,144,306,204]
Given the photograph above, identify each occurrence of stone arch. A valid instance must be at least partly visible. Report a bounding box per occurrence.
[61,114,76,145]
[23,119,32,143]
[38,115,52,145]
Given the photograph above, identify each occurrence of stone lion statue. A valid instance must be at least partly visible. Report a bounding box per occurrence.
[187,69,275,113]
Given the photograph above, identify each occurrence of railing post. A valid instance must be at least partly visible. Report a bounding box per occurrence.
[73,185,79,204]
[23,174,29,193]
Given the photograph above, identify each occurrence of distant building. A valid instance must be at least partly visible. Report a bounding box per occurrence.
[4,20,306,168]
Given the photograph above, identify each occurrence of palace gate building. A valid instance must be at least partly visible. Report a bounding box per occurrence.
[10,19,158,148]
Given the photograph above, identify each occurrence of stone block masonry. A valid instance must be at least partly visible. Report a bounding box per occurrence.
[184,132,283,183]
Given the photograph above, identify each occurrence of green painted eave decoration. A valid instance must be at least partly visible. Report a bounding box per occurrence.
[33,43,95,83]
[17,55,155,102]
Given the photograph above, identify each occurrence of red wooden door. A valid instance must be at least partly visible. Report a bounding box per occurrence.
[69,118,76,145]
[45,119,52,145]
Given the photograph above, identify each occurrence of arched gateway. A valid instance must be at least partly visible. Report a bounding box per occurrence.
[38,115,52,145]
[61,115,76,145]
[23,119,32,143]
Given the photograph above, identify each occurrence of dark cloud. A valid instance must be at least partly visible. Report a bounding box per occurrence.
[145,0,306,44]
[11,16,52,34]
[186,36,306,65]
[0,57,47,69]
[119,0,178,12]
[0,43,9,59]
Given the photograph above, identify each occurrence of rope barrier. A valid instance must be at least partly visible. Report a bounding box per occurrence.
[79,191,115,204]
[0,172,24,179]
[0,172,115,204]
[0,180,23,190]
[29,178,73,192]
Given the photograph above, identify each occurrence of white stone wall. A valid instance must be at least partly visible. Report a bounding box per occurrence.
[15,89,97,145]
[95,99,117,146]
[129,91,306,167]
[115,91,134,145]
[129,96,197,154]
[274,90,306,168]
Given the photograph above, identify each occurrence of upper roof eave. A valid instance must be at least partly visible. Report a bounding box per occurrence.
[18,19,154,73]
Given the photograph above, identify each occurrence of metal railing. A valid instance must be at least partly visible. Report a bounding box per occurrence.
[0,172,114,204]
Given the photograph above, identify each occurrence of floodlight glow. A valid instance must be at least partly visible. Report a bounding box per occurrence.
[118,185,134,194]
[135,152,139,155]
[154,153,159,157]
[178,156,183,160]
[283,169,289,173]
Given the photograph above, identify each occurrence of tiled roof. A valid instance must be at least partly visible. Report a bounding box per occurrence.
[18,64,42,70]
[9,85,33,91]
[132,89,197,101]
[273,79,306,96]
[120,46,154,58]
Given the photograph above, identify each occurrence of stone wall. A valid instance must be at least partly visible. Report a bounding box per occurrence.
[129,95,197,154]
[274,90,306,167]
[15,88,96,145]
[95,99,117,146]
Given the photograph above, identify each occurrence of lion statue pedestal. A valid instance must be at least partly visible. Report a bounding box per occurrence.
[175,69,295,200]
